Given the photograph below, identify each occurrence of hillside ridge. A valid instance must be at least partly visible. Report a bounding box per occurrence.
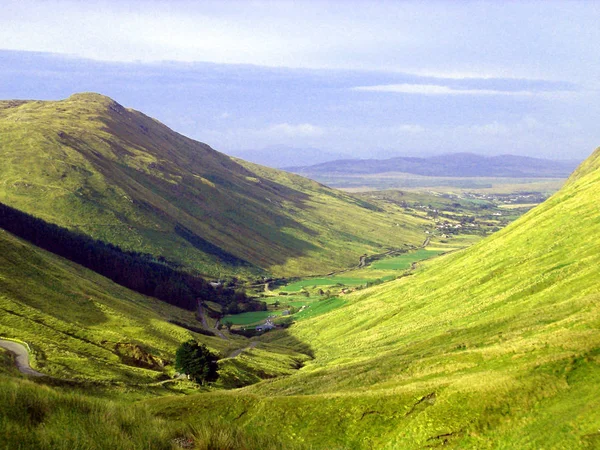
[0,93,427,277]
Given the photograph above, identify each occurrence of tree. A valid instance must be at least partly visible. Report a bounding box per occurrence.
[223,320,233,331]
[175,340,219,385]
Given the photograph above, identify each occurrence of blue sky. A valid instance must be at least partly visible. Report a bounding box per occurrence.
[2,0,600,160]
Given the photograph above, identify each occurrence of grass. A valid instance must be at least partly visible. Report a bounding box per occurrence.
[0,227,309,389]
[281,276,375,292]
[2,94,597,448]
[149,147,600,448]
[223,311,275,326]
[0,375,298,450]
[292,297,347,321]
[279,247,449,293]
[370,249,444,270]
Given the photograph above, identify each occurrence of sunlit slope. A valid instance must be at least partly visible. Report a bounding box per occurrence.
[0,93,426,277]
[0,227,234,382]
[151,148,600,448]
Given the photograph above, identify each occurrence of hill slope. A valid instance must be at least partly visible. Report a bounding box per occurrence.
[150,147,600,448]
[289,152,579,177]
[0,93,426,277]
[0,224,309,388]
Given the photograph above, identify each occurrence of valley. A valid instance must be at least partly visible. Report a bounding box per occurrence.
[0,94,598,449]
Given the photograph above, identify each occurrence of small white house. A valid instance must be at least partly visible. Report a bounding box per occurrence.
[256,320,276,332]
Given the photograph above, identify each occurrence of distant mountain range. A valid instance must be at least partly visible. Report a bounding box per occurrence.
[226,146,349,169]
[287,153,581,178]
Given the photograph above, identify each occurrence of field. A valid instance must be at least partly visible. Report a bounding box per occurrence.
[370,248,444,270]
[280,276,380,292]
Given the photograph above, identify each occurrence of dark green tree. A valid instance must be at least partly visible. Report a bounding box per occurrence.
[175,340,219,385]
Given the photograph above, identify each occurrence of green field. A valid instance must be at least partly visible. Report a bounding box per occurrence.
[225,295,349,327]
[370,248,444,270]
[223,310,276,326]
[280,247,447,292]
[281,276,375,292]
[292,297,347,321]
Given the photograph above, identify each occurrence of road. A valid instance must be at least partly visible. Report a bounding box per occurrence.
[227,341,258,358]
[197,305,228,339]
[0,339,46,377]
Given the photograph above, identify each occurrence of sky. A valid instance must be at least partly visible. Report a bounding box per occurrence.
[2,0,600,161]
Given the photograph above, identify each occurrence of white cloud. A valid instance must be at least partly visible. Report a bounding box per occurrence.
[352,83,545,96]
[265,123,325,138]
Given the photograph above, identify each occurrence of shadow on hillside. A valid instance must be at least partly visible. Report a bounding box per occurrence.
[217,327,314,389]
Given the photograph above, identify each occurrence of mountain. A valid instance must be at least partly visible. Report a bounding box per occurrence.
[0,93,426,277]
[226,145,348,169]
[288,152,580,177]
[151,146,600,448]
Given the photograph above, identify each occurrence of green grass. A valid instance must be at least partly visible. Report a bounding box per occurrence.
[0,227,310,389]
[279,248,447,293]
[149,148,600,448]
[370,249,445,270]
[281,276,373,292]
[292,297,347,321]
[0,375,298,450]
[223,311,276,326]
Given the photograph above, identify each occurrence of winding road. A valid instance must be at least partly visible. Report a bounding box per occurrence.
[0,339,46,377]
[227,341,258,358]
[197,305,228,339]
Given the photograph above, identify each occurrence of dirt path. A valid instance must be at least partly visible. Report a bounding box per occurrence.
[198,305,228,340]
[0,339,46,377]
[227,341,258,358]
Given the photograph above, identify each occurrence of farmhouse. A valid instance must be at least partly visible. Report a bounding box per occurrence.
[256,320,275,332]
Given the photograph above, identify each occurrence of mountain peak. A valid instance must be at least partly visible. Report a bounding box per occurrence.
[65,92,126,114]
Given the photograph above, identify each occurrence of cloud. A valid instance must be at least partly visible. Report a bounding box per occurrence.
[352,83,555,96]
[265,123,325,138]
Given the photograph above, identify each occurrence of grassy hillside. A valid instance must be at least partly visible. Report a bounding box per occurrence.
[149,147,600,448]
[0,93,426,277]
[0,227,310,387]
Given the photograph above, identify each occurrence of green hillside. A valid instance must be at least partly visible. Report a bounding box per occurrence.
[0,93,427,277]
[149,147,600,448]
[0,227,309,387]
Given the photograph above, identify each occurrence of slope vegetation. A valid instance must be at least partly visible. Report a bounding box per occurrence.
[0,227,308,386]
[0,93,426,277]
[150,147,600,448]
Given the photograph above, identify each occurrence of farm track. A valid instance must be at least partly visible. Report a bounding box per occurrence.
[198,305,228,340]
[227,341,258,359]
[0,339,46,377]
